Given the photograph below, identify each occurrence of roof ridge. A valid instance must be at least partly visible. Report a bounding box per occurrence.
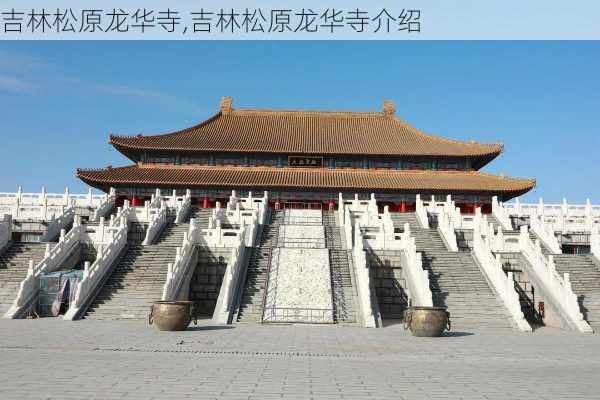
[472,169,536,184]
[391,115,504,150]
[230,108,387,118]
[109,112,222,141]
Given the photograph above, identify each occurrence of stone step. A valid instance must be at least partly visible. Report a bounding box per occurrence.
[0,242,51,313]
[325,222,357,324]
[553,254,600,328]
[389,213,515,330]
[236,212,277,323]
[85,240,173,320]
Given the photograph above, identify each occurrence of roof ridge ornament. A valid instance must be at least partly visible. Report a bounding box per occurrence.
[220,96,233,114]
[382,99,396,115]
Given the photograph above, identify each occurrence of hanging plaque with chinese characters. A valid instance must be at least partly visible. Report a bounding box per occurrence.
[288,156,323,168]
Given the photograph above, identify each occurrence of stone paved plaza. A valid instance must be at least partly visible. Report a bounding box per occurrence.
[1,319,599,399]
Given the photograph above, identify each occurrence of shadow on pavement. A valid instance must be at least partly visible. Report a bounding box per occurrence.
[443,331,474,337]
[185,325,235,331]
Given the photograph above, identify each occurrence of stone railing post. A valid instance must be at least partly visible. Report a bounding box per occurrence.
[536,197,544,216]
[85,188,92,207]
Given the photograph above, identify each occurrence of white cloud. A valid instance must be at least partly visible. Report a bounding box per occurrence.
[0,75,36,93]
[89,82,171,101]
[0,51,197,109]
[0,49,49,71]
[0,49,48,94]
[60,77,198,110]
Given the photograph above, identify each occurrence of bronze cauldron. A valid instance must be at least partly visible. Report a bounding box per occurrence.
[149,301,197,331]
[404,306,451,337]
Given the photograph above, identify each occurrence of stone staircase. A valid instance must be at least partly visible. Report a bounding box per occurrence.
[236,210,282,323]
[390,212,515,330]
[323,211,357,324]
[0,242,49,315]
[390,213,447,251]
[554,254,600,331]
[189,207,211,228]
[84,217,193,319]
[154,220,189,247]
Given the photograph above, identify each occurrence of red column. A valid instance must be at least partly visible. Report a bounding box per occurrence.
[400,201,407,213]
[275,199,281,210]
[328,199,336,211]
[202,197,209,209]
[131,195,138,207]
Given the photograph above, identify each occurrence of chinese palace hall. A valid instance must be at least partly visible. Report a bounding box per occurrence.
[77,97,535,212]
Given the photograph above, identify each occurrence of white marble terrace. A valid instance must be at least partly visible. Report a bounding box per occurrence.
[3,184,600,332]
[506,197,600,233]
[0,186,113,221]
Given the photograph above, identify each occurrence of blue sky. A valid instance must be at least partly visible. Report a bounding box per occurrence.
[0,41,598,203]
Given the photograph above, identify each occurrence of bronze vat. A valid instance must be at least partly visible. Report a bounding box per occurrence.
[149,301,196,331]
[404,306,451,337]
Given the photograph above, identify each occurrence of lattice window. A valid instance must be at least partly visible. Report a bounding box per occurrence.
[250,155,277,167]
[180,155,210,165]
[369,159,397,169]
[403,161,430,170]
[334,158,363,169]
